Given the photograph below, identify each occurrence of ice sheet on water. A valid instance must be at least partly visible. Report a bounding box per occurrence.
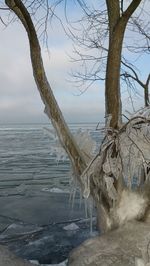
[17,183,29,193]
[28,235,54,247]
[0,223,42,239]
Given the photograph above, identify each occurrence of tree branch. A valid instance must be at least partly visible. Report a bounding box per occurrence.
[146,74,150,87]
[121,60,139,81]
[124,72,145,89]
[123,0,142,21]
[0,16,7,26]
[0,7,10,10]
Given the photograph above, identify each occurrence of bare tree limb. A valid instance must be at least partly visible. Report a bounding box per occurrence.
[123,0,142,21]
[146,74,150,87]
[122,60,150,107]
[0,16,7,26]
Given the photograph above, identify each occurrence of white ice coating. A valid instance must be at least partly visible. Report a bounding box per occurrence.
[74,129,96,161]
[80,106,150,207]
[119,110,150,187]
[44,107,150,222]
[116,190,148,224]
[44,127,96,163]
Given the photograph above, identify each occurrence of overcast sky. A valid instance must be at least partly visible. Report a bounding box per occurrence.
[0,1,149,124]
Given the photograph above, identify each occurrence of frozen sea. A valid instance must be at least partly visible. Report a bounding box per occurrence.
[0,123,103,264]
[0,123,103,195]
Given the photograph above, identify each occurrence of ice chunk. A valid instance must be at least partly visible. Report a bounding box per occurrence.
[42,187,66,193]
[29,260,40,265]
[39,259,68,266]
[63,223,79,231]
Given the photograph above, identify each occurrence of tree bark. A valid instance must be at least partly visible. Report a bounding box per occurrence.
[145,74,150,106]
[105,0,142,129]
[105,25,125,129]
[144,86,149,107]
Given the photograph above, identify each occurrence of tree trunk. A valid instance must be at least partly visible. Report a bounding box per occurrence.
[98,0,143,232]
[144,86,149,107]
[105,28,125,129]
[5,0,87,189]
[105,0,142,129]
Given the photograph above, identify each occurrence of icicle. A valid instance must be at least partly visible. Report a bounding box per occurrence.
[88,197,94,235]
[74,129,97,161]
[84,199,88,219]
[69,176,78,209]
[83,173,91,199]
[105,114,112,127]
[104,175,117,201]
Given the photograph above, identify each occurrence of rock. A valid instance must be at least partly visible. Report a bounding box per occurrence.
[0,245,34,266]
[68,221,150,266]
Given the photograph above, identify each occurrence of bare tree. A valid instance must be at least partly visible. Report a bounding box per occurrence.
[68,1,150,115]
[3,0,150,235]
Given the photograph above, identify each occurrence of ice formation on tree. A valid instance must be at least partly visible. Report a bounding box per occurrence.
[78,107,150,228]
[45,107,150,226]
[43,127,68,161]
[44,127,96,163]
[74,129,96,161]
